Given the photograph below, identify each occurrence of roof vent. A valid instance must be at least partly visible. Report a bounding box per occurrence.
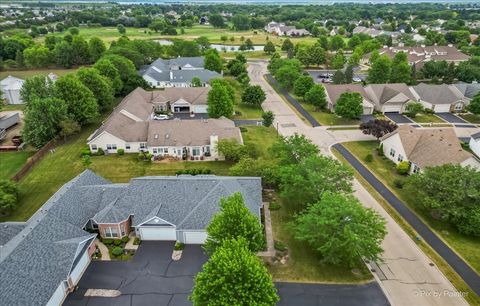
[154,134,159,139]
[166,134,170,139]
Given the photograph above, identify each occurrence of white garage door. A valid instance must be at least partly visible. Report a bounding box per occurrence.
[139,227,177,241]
[434,104,451,113]
[184,231,208,244]
[383,105,401,113]
[70,251,90,284]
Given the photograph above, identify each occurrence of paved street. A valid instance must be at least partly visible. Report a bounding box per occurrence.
[65,242,389,306]
[248,60,470,306]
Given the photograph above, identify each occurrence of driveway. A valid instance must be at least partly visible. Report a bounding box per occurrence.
[384,113,413,124]
[436,113,476,128]
[64,241,389,306]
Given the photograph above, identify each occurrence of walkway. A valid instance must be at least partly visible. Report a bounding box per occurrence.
[333,143,480,297]
[94,239,110,261]
[248,60,469,306]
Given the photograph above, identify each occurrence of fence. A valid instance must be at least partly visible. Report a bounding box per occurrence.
[11,140,56,182]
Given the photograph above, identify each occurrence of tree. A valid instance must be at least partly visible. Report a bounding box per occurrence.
[404,102,424,118]
[293,75,314,100]
[329,35,345,51]
[190,238,279,306]
[23,45,51,68]
[88,37,106,62]
[270,134,319,165]
[281,39,294,52]
[406,164,480,236]
[390,52,412,84]
[71,36,91,65]
[262,111,274,127]
[195,36,211,53]
[228,60,247,77]
[396,161,410,175]
[23,97,67,148]
[335,92,363,119]
[191,77,202,87]
[467,94,480,115]
[58,118,80,142]
[231,14,251,31]
[368,55,391,84]
[203,49,222,73]
[100,54,136,83]
[443,62,457,84]
[54,41,74,68]
[76,67,114,111]
[332,70,345,84]
[209,14,225,28]
[54,74,99,125]
[278,156,353,207]
[204,193,265,254]
[69,27,79,35]
[93,58,123,95]
[305,84,327,110]
[291,192,386,267]
[331,51,345,69]
[344,64,354,83]
[229,157,278,188]
[117,24,126,34]
[242,85,266,107]
[273,60,302,90]
[21,75,54,104]
[0,180,18,215]
[359,119,397,140]
[207,81,234,118]
[264,41,276,55]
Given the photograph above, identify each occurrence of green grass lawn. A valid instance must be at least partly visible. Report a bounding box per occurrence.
[241,125,277,158]
[458,113,480,124]
[234,103,263,119]
[340,141,480,275]
[1,104,26,111]
[0,151,35,180]
[268,196,373,283]
[411,113,446,124]
[300,102,360,126]
[0,68,78,80]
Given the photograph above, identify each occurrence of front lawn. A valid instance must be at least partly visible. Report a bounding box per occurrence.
[411,113,446,124]
[0,151,35,180]
[339,141,480,275]
[241,125,277,158]
[300,102,360,126]
[234,103,263,119]
[458,113,480,124]
[268,196,373,283]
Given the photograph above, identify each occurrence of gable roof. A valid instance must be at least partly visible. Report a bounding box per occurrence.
[365,83,416,106]
[0,76,24,90]
[141,57,221,83]
[451,83,480,99]
[381,125,474,168]
[92,175,262,229]
[411,83,463,105]
[471,131,480,140]
[323,84,373,106]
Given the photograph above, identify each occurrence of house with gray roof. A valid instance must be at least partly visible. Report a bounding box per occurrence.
[470,131,480,158]
[0,170,262,305]
[140,57,221,88]
[87,88,242,160]
[323,84,375,115]
[410,83,467,113]
[450,83,480,102]
[365,83,416,113]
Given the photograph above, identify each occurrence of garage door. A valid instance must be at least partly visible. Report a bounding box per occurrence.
[184,231,208,244]
[70,251,90,284]
[139,227,177,241]
[383,105,401,113]
[434,104,451,113]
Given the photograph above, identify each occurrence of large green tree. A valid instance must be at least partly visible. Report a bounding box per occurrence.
[54,41,74,68]
[242,85,266,107]
[293,75,314,100]
[88,37,106,62]
[390,52,412,84]
[23,45,51,68]
[368,55,392,84]
[203,48,223,73]
[190,238,279,306]
[467,93,480,115]
[22,97,67,148]
[305,84,327,110]
[291,192,386,267]
[335,92,363,119]
[270,133,319,165]
[54,74,99,125]
[100,54,137,83]
[406,164,480,236]
[20,75,54,104]
[76,67,114,111]
[207,81,234,118]
[204,193,265,254]
[93,58,123,94]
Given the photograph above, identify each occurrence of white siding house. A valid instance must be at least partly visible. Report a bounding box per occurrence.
[0,76,24,105]
[470,132,480,158]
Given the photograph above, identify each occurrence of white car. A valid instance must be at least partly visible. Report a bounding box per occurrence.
[352,77,362,82]
[153,114,169,120]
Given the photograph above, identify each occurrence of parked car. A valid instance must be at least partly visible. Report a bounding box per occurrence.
[352,77,362,82]
[153,114,169,120]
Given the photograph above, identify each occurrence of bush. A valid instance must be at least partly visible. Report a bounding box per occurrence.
[133,237,141,245]
[393,179,404,189]
[96,148,105,156]
[269,201,281,211]
[240,127,247,133]
[113,239,122,246]
[377,144,384,156]
[174,242,185,250]
[81,147,91,156]
[121,236,129,243]
[117,149,125,156]
[424,108,435,114]
[176,169,213,176]
[102,238,113,245]
[396,161,410,175]
[364,154,373,163]
[112,246,124,257]
[274,240,287,252]
[121,253,132,261]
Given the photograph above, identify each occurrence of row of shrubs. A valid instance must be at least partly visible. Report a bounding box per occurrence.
[175,169,213,176]
[101,236,129,246]
[81,147,126,157]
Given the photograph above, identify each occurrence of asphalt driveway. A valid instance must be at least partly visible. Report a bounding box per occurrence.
[436,113,476,127]
[384,113,413,124]
[65,241,389,306]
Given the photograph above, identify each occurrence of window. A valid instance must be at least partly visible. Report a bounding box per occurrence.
[120,224,126,237]
[152,148,158,154]
[125,143,130,150]
[104,226,119,238]
[140,143,146,149]
[389,148,396,157]
[397,154,404,162]
[454,103,463,111]
[412,164,420,174]
[192,147,201,156]
[91,144,97,150]
[205,146,210,154]
[106,144,117,150]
